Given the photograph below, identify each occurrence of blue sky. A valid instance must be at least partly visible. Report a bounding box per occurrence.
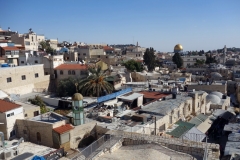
[0,0,239,52]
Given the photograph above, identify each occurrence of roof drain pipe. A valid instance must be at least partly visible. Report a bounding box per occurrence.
[0,132,5,149]
[8,137,24,149]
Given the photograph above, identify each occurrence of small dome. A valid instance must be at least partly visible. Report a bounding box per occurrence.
[206,94,221,104]
[210,72,222,78]
[72,93,83,101]
[210,91,223,99]
[174,44,183,52]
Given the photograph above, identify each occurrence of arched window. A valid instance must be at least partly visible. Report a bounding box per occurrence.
[72,70,75,75]
[37,132,41,142]
[60,70,63,75]
[68,70,71,75]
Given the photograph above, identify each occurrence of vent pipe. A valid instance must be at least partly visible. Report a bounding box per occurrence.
[0,132,5,148]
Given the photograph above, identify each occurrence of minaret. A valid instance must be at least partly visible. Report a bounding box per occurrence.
[136,41,138,47]
[223,45,226,64]
[71,83,85,126]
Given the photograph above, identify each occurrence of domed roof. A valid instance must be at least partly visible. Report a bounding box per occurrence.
[206,94,221,104]
[174,44,183,51]
[72,93,83,101]
[210,72,222,78]
[210,91,223,99]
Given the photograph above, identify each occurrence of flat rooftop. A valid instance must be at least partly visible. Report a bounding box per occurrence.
[30,112,68,123]
[99,143,198,160]
[141,95,192,116]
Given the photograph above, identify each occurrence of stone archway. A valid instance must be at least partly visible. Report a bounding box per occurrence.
[78,135,96,148]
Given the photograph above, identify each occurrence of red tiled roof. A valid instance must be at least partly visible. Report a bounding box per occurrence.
[53,124,74,134]
[139,91,169,99]
[54,64,88,70]
[0,99,21,113]
[1,46,19,51]
[103,46,114,51]
[0,40,9,43]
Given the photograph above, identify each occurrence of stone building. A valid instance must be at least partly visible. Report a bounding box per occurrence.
[11,29,45,51]
[182,55,206,68]
[0,64,50,95]
[0,46,20,65]
[0,99,24,140]
[54,63,88,81]
[16,112,69,148]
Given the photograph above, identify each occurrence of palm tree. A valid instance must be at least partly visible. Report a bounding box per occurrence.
[79,66,114,97]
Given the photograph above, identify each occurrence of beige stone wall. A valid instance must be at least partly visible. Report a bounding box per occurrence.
[187,84,227,94]
[0,64,50,95]
[70,121,97,149]
[55,69,88,81]
[16,119,66,148]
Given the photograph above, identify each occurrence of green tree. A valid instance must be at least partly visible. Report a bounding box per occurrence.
[205,54,217,64]
[28,96,49,114]
[194,59,205,66]
[143,47,156,71]
[79,66,114,97]
[57,77,80,97]
[172,52,183,68]
[39,41,55,54]
[123,59,143,72]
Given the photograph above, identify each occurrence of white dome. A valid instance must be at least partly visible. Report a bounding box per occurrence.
[210,91,223,99]
[211,72,222,78]
[206,94,221,104]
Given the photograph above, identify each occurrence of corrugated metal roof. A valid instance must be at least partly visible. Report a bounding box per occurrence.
[196,113,208,121]
[167,120,195,138]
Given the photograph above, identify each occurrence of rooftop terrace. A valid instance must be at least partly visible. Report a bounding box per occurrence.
[30,112,68,123]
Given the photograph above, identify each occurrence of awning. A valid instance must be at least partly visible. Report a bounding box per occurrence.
[118,93,143,101]
[212,109,235,120]
[197,118,213,133]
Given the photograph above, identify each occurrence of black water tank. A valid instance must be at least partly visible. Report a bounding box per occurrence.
[222,95,227,99]
[172,93,177,99]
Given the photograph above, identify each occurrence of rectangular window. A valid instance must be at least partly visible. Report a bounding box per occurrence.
[23,130,27,134]
[24,114,27,117]
[22,75,26,80]
[34,111,39,116]
[11,112,14,116]
[83,53,86,56]
[35,73,39,78]
[7,114,10,117]
[21,61,24,64]
[7,77,12,83]
[25,41,30,45]
[35,60,38,63]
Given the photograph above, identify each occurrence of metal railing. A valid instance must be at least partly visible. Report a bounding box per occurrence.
[72,134,116,160]
[73,125,209,160]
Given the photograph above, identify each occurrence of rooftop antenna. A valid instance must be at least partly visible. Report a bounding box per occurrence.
[75,83,78,93]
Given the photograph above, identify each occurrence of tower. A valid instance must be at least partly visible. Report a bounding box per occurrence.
[71,83,84,126]
[223,45,226,64]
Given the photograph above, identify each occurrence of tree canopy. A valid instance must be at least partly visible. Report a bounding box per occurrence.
[78,66,114,97]
[123,59,143,72]
[172,52,183,68]
[57,77,80,97]
[205,54,217,64]
[28,96,49,113]
[143,48,156,71]
[39,41,55,54]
